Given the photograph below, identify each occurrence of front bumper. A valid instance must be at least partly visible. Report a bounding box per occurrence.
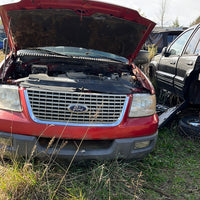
[0,131,158,160]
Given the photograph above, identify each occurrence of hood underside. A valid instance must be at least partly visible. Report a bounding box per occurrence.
[0,0,155,60]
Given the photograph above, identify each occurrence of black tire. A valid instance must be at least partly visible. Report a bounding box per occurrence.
[179,116,200,139]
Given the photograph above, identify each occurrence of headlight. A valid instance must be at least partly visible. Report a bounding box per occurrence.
[129,94,156,117]
[0,85,22,112]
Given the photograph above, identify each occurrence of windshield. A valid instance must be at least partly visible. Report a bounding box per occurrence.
[38,46,128,63]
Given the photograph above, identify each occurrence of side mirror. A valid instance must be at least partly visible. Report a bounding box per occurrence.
[161,47,168,57]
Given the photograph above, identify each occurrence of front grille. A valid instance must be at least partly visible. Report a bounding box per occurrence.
[25,88,128,125]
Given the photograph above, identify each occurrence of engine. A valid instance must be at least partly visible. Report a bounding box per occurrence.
[3,55,143,94]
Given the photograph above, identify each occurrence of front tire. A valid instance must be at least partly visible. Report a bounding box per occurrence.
[179,116,200,139]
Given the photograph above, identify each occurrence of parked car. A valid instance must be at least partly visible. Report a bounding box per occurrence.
[145,27,184,53]
[0,25,6,49]
[0,0,158,160]
[0,35,5,49]
[150,23,200,103]
[136,27,184,77]
[150,23,200,137]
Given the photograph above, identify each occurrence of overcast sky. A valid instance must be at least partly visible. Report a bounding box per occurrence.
[1,0,199,27]
[96,0,200,27]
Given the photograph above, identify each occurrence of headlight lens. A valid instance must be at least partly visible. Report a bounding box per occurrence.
[0,85,22,112]
[129,94,156,117]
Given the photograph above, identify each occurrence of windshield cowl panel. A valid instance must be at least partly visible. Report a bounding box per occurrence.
[18,47,128,63]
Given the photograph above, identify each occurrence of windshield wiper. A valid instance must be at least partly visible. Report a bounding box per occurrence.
[84,51,127,63]
[29,48,72,58]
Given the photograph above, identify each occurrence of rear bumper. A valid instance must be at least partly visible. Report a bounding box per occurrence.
[0,131,158,160]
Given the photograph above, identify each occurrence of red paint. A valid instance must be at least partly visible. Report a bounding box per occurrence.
[0,0,158,143]
[0,0,155,62]
[0,87,158,139]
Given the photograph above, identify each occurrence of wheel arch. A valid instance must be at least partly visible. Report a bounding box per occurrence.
[184,70,200,104]
[148,61,158,79]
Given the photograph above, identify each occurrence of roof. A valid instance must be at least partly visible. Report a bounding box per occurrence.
[152,26,187,34]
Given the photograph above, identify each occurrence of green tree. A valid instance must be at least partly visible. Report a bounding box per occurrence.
[191,16,200,26]
[172,17,180,27]
[138,8,145,17]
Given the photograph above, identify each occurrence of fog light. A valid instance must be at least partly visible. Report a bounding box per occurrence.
[0,137,12,147]
[134,141,150,149]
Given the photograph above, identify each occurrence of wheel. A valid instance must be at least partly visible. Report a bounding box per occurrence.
[179,116,200,139]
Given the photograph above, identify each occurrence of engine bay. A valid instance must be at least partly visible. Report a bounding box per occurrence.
[2,53,146,94]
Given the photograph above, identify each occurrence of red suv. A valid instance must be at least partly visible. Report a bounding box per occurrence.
[0,0,158,160]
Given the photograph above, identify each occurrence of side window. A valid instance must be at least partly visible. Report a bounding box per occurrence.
[195,41,200,54]
[169,29,193,56]
[167,33,179,46]
[184,28,200,55]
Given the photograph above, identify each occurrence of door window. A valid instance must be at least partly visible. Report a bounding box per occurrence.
[169,29,193,56]
[194,41,200,54]
[185,28,200,55]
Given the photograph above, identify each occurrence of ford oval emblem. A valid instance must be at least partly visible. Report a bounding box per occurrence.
[68,104,88,113]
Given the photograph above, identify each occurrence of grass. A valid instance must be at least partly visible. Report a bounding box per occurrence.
[148,44,157,60]
[0,161,38,199]
[0,51,4,61]
[0,51,200,199]
[0,115,200,199]
[139,124,200,199]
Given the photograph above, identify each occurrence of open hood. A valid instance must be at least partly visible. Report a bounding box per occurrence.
[0,0,155,61]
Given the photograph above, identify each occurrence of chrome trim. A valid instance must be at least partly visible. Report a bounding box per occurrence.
[156,71,174,84]
[174,76,184,89]
[24,89,129,127]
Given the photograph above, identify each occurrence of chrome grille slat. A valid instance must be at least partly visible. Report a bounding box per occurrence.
[31,106,123,111]
[30,101,124,107]
[26,89,128,125]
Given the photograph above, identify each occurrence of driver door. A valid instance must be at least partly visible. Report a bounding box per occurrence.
[156,29,193,93]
